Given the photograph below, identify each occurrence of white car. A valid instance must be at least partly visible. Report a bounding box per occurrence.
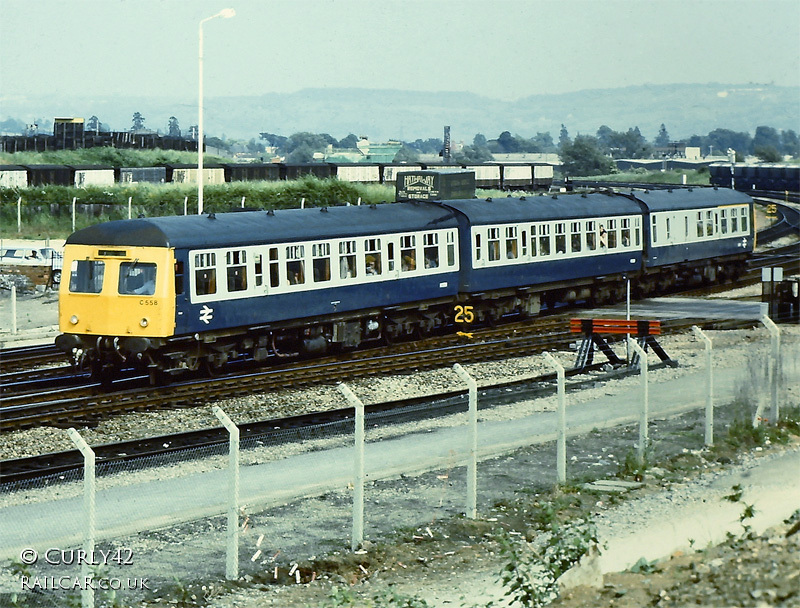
[0,247,63,284]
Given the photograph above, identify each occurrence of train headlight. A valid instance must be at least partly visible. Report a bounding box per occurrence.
[70,315,79,325]
[140,318,149,328]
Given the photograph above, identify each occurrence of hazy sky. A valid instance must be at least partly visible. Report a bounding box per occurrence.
[2,0,798,102]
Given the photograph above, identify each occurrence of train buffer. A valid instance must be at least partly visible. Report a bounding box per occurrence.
[569,318,677,370]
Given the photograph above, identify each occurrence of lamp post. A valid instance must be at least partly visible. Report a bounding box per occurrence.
[198,8,235,215]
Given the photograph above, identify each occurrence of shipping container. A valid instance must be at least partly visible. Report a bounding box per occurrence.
[164,163,225,185]
[462,164,501,188]
[118,166,167,184]
[532,164,555,189]
[223,163,282,182]
[280,163,334,181]
[499,164,533,190]
[24,164,74,186]
[331,163,381,183]
[70,165,115,187]
[0,165,28,188]
[380,163,422,185]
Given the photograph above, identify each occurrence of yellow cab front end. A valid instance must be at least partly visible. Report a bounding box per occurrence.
[56,244,176,371]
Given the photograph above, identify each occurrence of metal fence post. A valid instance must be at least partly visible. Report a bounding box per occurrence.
[17,195,22,232]
[72,196,77,232]
[212,406,239,580]
[337,384,365,551]
[691,326,714,446]
[68,428,95,608]
[453,363,478,519]
[543,353,567,484]
[628,338,649,465]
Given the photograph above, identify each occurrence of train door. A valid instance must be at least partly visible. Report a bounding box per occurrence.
[385,236,401,279]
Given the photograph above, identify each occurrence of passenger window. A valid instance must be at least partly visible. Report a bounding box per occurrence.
[731,213,739,233]
[521,230,527,257]
[505,226,518,259]
[488,228,500,261]
[651,216,658,244]
[585,221,596,251]
[538,224,551,256]
[119,261,158,295]
[225,250,247,292]
[401,235,416,271]
[555,223,566,254]
[446,231,456,266]
[607,219,617,249]
[269,248,279,288]
[705,210,714,237]
[286,245,305,285]
[313,243,331,282]
[599,224,608,249]
[720,209,728,234]
[530,225,537,257]
[339,240,357,279]
[423,233,439,268]
[388,241,395,271]
[364,238,382,275]
[621,218,631,247]
[570,222,581,253]
[740,208,749,233]
[696,212,704,238]
[475,233,482,261]
[69,260,105,293]
[254,254,263,287]
[194,252,216,296]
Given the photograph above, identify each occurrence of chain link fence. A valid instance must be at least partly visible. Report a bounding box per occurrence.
[1,323,796,607]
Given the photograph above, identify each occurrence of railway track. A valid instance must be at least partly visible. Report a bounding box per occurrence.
[0,354,684,485]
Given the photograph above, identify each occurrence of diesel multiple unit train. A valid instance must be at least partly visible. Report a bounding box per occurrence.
[55,186,754,383]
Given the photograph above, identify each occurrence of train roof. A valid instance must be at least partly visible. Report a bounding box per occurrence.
[441,192,642,224]
[629,187,751,212]
[65,202,459,249]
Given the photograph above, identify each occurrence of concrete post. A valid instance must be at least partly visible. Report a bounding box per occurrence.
[72,196,77,232]
[11,285,17,335]
[212,406,239,579]
[127,196,132,220]
[337,383,365,551]
[453,363,478,518]
[68,428,95,608]
[762,315,782,424]
[691,326,714,446]
[628,338,649,465]
[17,196,21,232]
[543,353,567,484]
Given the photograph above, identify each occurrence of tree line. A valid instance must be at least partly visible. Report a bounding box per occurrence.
[4,111,798,178]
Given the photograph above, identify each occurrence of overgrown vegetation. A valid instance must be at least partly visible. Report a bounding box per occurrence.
[0,177,395,239]
[572,168,710,185]
[0,148,225,168]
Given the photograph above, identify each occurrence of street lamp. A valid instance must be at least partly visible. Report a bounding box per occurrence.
[198,8,235,215]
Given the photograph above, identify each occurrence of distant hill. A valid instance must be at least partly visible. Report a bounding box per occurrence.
[1,83,797,144]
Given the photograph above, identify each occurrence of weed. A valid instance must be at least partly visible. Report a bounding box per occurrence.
[629,556,659,574]
[322,586,430,607]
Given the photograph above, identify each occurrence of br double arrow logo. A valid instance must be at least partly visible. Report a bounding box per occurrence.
[199,305,214,324]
